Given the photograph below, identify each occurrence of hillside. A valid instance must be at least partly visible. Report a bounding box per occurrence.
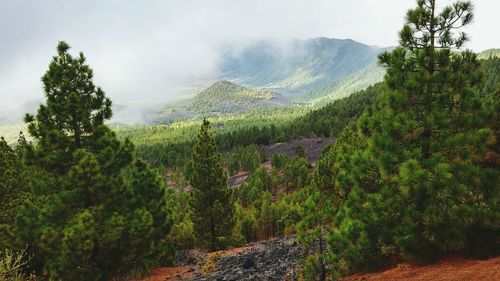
[288,82,384,138]
[0,38,388,126]
[478,57,500,97]
[299,62,386,103]
[219,37,389,97]
[191,80,290,113]
[478,48,500,59]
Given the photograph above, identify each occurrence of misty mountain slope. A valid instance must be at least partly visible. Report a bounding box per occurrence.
[191,80,290,113]
[302,62,386,104]
[218,37,388,95]
[478,48,500,59]
[302,48,500,104]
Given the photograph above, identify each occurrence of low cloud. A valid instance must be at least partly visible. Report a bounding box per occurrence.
[0,0,498,112]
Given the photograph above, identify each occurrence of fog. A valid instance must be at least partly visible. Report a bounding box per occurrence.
[0,0,499,113]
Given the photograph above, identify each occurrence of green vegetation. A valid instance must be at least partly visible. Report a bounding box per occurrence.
[0,248,34,281]
[297,63,385,103]
[296,0,499,279]
[227,144,262,175]
[189,119,235,250]
[1,42,173,280]
[114,106,309,168]
[289,83,383,138]
[283,156,310,191]
[1,1,499,280]
[478,48,500,59]
[478,57,500,97]
[165,188,195,250]
[192,80,281,113]
[0,135,29,250]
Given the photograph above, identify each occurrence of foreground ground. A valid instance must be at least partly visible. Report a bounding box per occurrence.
[350,256,500,281]
[140,238,500,281]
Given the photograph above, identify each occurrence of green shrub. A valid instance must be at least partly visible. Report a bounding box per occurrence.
[0,248,34,281]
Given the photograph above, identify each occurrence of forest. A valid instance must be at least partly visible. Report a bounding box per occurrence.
[1,0,499,280]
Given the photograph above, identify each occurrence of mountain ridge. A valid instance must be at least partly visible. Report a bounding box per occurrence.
[218,37,390,96]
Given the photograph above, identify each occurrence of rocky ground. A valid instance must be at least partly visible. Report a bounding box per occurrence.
[190,237,304,281]
[260,137,335,163]
[140,237,500,281]
[141,236,305,281]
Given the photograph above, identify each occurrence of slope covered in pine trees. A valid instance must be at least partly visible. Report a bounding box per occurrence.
[191,80,290,113]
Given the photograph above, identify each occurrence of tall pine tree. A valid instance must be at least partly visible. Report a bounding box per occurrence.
[309,0,499,277]
[189,119,234,250]
[15,41,172,280]
[362,0,498,260]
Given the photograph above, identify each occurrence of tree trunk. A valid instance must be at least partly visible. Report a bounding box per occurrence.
[319,226,326,281]
[430,0,436,49]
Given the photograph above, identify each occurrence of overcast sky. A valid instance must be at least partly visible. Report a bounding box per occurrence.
[1,0,499,107]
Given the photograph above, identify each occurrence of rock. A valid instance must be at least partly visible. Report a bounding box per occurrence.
[189,236,306,281]
[242,255,255,269]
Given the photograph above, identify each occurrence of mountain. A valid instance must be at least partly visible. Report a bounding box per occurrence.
[299,62,386,103]
[192,80,290,113]
[478,48,500,59]
[218,37,389,97]
[303,48,500,104]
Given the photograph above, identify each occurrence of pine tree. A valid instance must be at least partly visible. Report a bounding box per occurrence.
[326,0,499,274]
[297,127,365,280]
[258,192,276,238]
[189,119,234,250]
[0,133,35,251]
[24,41,113,175]
[0,137,25,249]
[15,42,172,280]
[367,0,498,260]
[283,156,309,191]
[0,137,21,218]
[293,0,500,277]
[297,191,333,281]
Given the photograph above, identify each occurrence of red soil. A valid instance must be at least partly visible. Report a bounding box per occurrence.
[140,266,193,281]
[348,256,500,281]
[140,247,499,281]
